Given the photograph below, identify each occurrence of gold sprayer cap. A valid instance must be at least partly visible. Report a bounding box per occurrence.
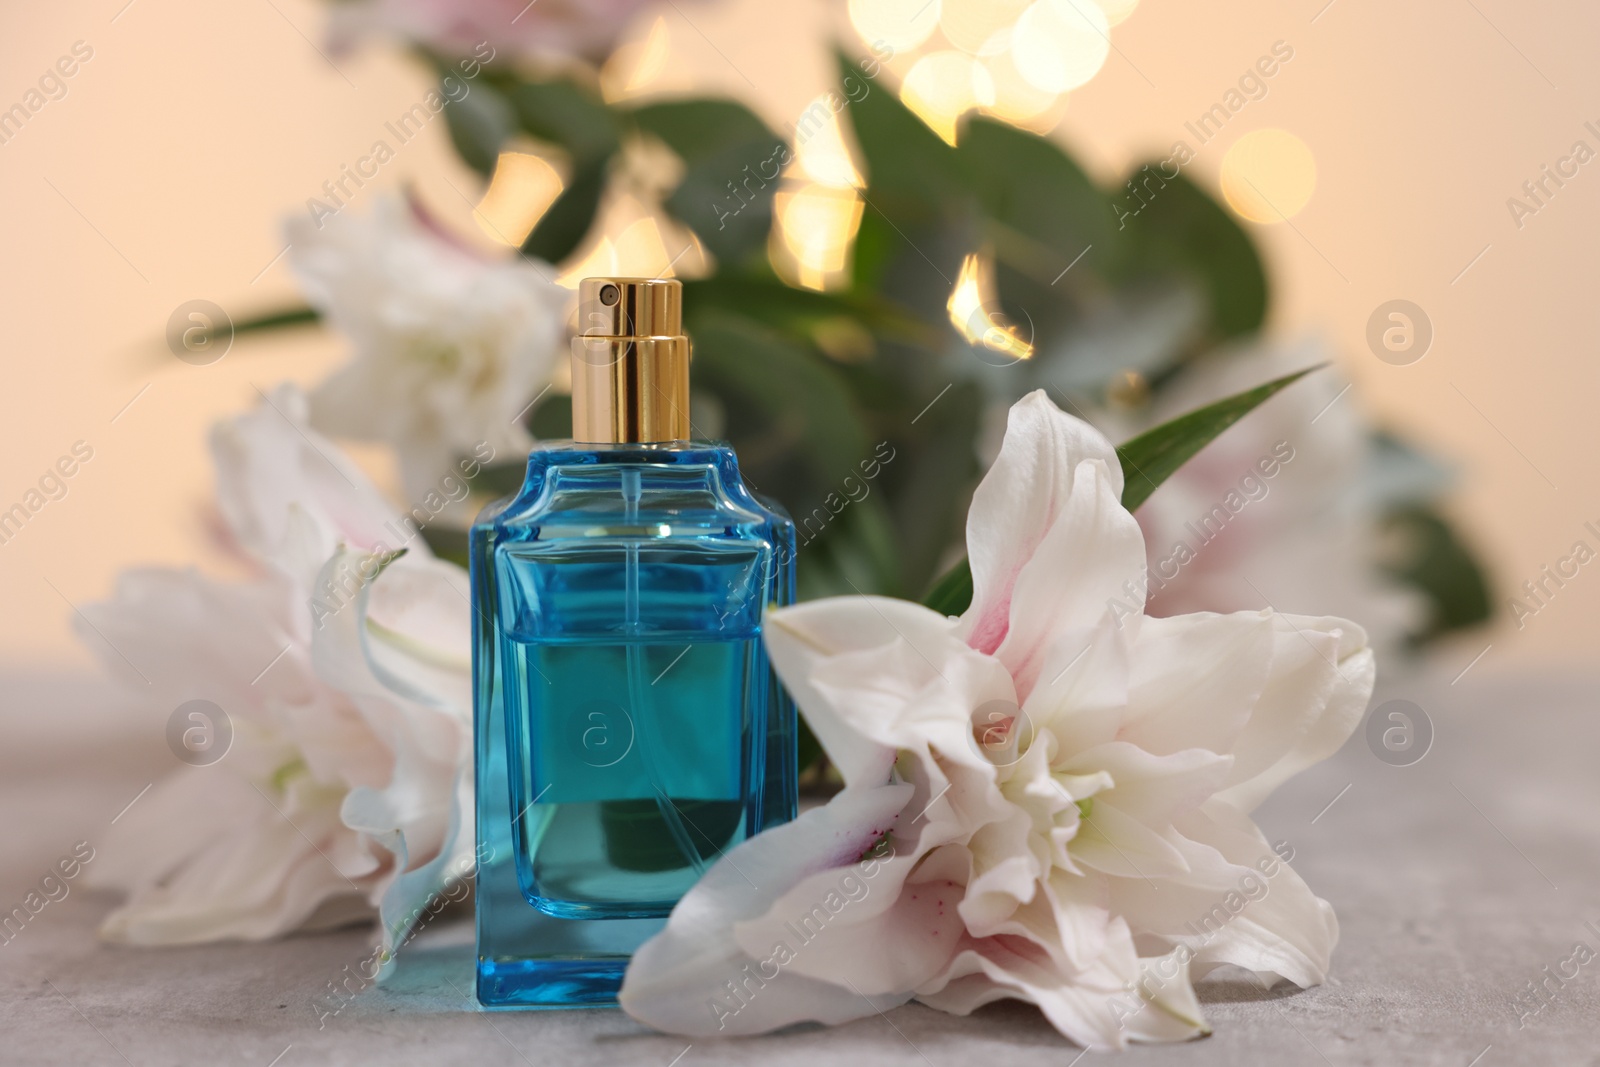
[570,277,691,444]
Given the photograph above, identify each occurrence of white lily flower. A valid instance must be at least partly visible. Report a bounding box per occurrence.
[620,389,1375,1048]
[328,0,665,63]
[286,196,568,505]
[81,385,472,966]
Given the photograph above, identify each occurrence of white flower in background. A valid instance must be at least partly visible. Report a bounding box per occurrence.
[286,196,568,504]
[1119,339,1425,658]
[328,0,662,63]
[620,390,1375,1048]
[80,385,472,965]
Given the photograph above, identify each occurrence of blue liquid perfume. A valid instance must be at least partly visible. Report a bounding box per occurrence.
[472,277,797,1008]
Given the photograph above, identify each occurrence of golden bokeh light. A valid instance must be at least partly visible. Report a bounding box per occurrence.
[771,183,865,291]
[556,212,705,288]
[793,96,865,189]
[939,0,1030,56]
[1012,0,1110,95]
[473,151,564,247]
[1219,129,1318,224]
[902,51,994,146]
[947,253,1034,360]
[848,0,942,54]
[600,16,690,102]
[977,33,1068,127]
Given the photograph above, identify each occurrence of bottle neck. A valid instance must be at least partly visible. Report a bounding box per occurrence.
[569,334,691,444]
[570,276,691,444]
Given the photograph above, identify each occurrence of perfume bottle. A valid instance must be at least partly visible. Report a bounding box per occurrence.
[472,277,797,1008]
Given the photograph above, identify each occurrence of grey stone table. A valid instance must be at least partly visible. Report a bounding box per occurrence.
[2,666,1597,1066]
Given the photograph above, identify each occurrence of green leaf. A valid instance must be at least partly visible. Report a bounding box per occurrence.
[680,274,932,346]
[920,366,1321,614]
[796,719,825,781]
[526,389,573,439]
[662,140,782,265]
[633,99,785,266]
[501,77,620,262]
[443,78,516,176]
[923,560,974,618]
[1379,504,1494,647]
[848,207,901,291]
[836,50,966,227]
[522,154,608,263]
[689,312,869,488]
[795,491,903,600]
[231,306,321,337]
[419,524,470,569]
[473,461,528,501]
[884,380,982,596]
[506,79,619,162]
[1109,166,1268,340]
[631,98,774,159]
[1117,365,1317,510]
[956,117,1113,283]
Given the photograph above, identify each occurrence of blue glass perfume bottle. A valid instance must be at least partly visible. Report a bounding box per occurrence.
[472,277,797,1008]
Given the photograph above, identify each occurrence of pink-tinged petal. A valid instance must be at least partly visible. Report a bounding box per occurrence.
[916,914,1205,1050]
[620,783,916,1036]
[764,596,1004,787]
[961,866,1116,976]
[211,383,411,585]
[1022,616,1130,756]
[1213,613,1373,813]
[730,842,966,996]
[992,459,1147,701]
[958,390,1124,655]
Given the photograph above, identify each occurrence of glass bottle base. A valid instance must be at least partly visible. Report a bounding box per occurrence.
[476,957,628,1009]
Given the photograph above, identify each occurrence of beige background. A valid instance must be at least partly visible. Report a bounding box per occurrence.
[0,0,1592,671]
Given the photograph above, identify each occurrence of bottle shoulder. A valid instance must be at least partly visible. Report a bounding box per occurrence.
[474,441,792,541]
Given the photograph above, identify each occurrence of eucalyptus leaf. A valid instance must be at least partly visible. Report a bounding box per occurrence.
[681,274,932,346]
[443,78,516,176]
[956,117,1113,284]
[836,50,966,227]
[884,379,982,597]
[631,98,774,158]
[1108,166,1268,340]
[688,311,869,514]
[522,154,608,263]
[1379,504,1494,646]
[633,99,786,266]
[507,79,619,162]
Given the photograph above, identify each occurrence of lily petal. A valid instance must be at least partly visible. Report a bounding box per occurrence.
[993,459,1147,702]
[620,782,917,1036]
[211,382,408,586]
[958,389,1125,658]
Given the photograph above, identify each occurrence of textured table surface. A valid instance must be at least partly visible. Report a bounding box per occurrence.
[2,666,1598,1066]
